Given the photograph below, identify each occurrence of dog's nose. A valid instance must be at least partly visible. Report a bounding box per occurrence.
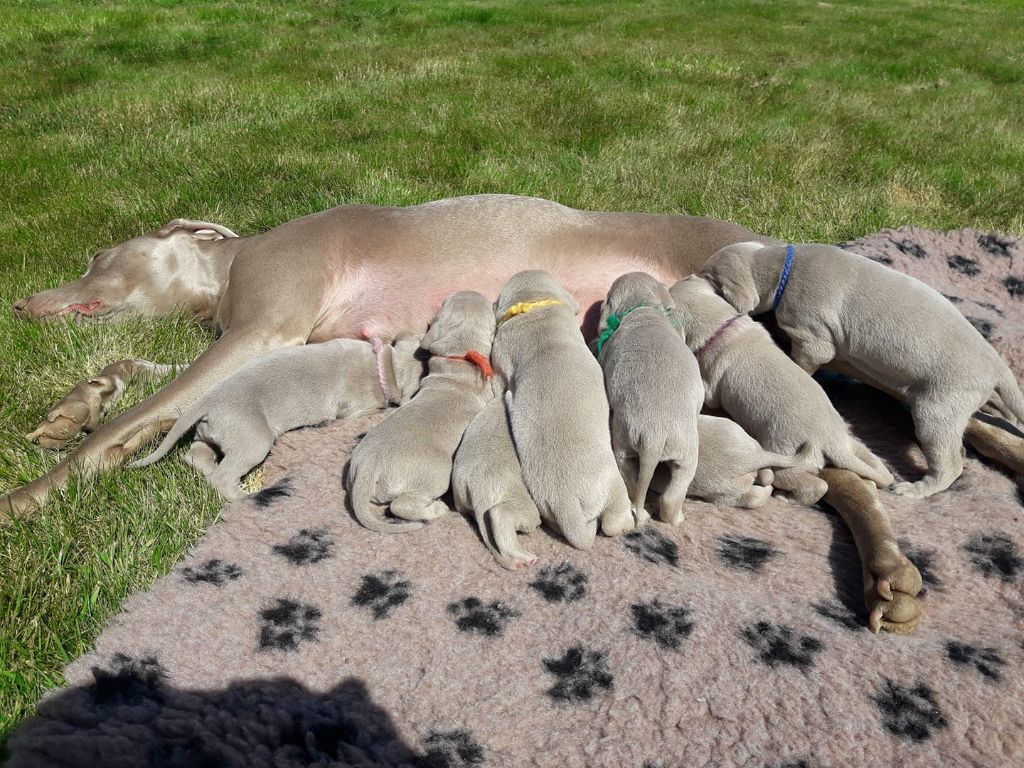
[13,296,29,315]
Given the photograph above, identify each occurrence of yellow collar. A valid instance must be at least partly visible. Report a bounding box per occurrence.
[499,299,563,325]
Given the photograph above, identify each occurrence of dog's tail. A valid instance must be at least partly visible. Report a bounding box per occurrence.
[348,463,423,534]
[633,435,667,518]
[994,366,1024,425]
[129,399,206,469]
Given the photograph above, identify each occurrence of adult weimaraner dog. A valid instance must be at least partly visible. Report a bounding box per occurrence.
[8,193,1023,632]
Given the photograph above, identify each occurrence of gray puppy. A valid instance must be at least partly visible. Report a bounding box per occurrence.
[668,276,894,505]
[347,291,495,533]
[491,270,634,549]
[452,398,542,570]
[687,415,795,507]
[702,241,1024,497]
[132,334,424,499]
[597,272,702,526]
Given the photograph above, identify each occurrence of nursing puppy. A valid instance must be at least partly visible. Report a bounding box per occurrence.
[702,242,1024,497]
[687,415,795,508]
[452,398,542,570]
[132,335,424,499]
[597,272,702,526]
[491,270,633,549]
[347,291,495,533]
[669,276,894,505]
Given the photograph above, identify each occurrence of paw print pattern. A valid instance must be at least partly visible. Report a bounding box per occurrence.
[872,679,948,742]
[975,300,1004,316]
[447,597,520,637]
[622,528,679,568]
[272,528,334,565]
[812,600,864,632]
[630,599,694,650]
[945,640,1007,681]
[181,558,243,586]
[1004,275,1024,299]
[947,254,980,276]
[740,621,823,670]
[90,653,167,708]
[258,598,322,651]
[964,533,1021,581]
[892,239,928,260]
[967,316,994,340]
[978,233,1014,258]
[716,535,779,572]
[351,570,412,620]
[417,728,485,768]
[942,293,963,304]
[542,646,614,703]
[899,540,942,591]
[528,561,587,603]
[253,477,292,509]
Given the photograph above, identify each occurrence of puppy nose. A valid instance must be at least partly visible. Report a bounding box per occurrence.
[13,296,29,315]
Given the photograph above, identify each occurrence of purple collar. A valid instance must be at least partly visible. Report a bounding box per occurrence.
[694,314,745,361]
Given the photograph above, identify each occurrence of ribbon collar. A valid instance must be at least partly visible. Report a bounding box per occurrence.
[595,304,682,358]
[499,299,563,325]
[439,350,493,380]
[693,314,745,362]
[772,244,795,311]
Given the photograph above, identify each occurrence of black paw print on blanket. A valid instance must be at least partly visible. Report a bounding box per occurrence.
[741,621,823,670]
[716,535,779,572]
[945,640,1007,681]
[963,533,1021,581]
[947,254,981,276]
[622,528,679,567]
[253,477,292,508]
[872,679,948,742]
[899,539,942,592]
[272,528,334,565]
[542,646,614,703]
[258,598,322,651]
[630,599,694,651]
[351,569,412,620]
[447,597,520,637]
[529,561,587,603]
[811,600,864,632]
[417,728,485,768]
[182,558,243,586]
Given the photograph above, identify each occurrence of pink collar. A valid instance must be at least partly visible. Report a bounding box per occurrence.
[694,314,745,362]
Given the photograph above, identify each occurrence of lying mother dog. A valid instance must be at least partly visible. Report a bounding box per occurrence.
[8,193,1019,632]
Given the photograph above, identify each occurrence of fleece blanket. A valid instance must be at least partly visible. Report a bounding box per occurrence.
[8,228,1024,768]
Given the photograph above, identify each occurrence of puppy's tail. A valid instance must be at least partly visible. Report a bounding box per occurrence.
[748,450,796,476]
[348,463,423,534]
[633,436,665,516]
[994,367,1024,426]
[129,399,206,468]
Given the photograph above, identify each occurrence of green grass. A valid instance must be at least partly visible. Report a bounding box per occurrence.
[1,0,1023,735]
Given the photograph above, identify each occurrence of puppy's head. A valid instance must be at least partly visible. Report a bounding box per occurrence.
[420,290,496,356]
[667,275,732,347]
[599,271,674,335]
[494,270,580,320]
[700,241,766,314]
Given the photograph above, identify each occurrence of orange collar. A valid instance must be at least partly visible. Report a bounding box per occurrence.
[441,350,493,380]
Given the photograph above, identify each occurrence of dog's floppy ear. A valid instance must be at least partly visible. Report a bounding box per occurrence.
[703,257,759,315]
[160,219,239,240]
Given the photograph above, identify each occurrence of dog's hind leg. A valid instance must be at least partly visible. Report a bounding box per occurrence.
[475,500,541,570]
[206,426,273,501]
[390,493,450,522]
[820,468,922,634]
[599,477,638,537]
[893,398,972,498]
[772,466,828,505]
[658,458,695,526]
[182,441,218,478]
[965,414,1024,475]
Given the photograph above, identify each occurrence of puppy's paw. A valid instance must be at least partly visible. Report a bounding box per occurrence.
[658,505,684,527]
[864,545,924,634]
[495,550,539,571]
[891,480,939,499]
[26,416,82,448]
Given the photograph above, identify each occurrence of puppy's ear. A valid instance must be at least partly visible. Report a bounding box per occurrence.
[419,320,440,353]
[704,264,759,315]
[596,298,613,333]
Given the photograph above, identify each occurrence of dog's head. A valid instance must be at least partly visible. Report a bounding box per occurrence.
[493,270,580,321]
[667,275,733,348]
[420,290,496,357]
[599,272,674,333]
[700,241,767,315]
[13,219,238,322]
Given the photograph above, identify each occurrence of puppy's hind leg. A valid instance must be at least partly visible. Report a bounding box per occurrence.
[893,398,972,498]
[772,466,828,506]
[182,441,218,478]
[658,457,696,526]
[475,500,541,570]
[390,493,451,522]
[599,476,637,537]
[206,429,274,501]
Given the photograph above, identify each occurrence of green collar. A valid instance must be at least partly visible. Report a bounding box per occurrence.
[596,304,679,357]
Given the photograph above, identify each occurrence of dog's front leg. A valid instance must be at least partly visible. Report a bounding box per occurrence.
[26,359,183,448]
[2,328,300,520]
[819,468,923,634]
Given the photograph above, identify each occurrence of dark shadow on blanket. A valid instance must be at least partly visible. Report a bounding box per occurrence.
[5,657,426,768]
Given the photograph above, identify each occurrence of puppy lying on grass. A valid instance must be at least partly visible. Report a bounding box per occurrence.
[347,291,495,533]
[132,335,424,499]
[452,398,542,570]
[596,272,702,526]
[492,270,634,549]
[669,276,894,505]
[701,241,1024,497]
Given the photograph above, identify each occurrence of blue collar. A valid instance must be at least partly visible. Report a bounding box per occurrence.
[772,244,795,311]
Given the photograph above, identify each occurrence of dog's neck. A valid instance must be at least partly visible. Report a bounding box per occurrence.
[750,248,792,314]
[190,236,248,319]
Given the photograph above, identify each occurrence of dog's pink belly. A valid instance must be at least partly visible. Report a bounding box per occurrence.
[308,254,675,343]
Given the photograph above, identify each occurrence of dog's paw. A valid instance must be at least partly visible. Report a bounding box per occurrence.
[864,545,924,634]
[496,549,539,571]
[891,479,942,499]
[0,486,41,522]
